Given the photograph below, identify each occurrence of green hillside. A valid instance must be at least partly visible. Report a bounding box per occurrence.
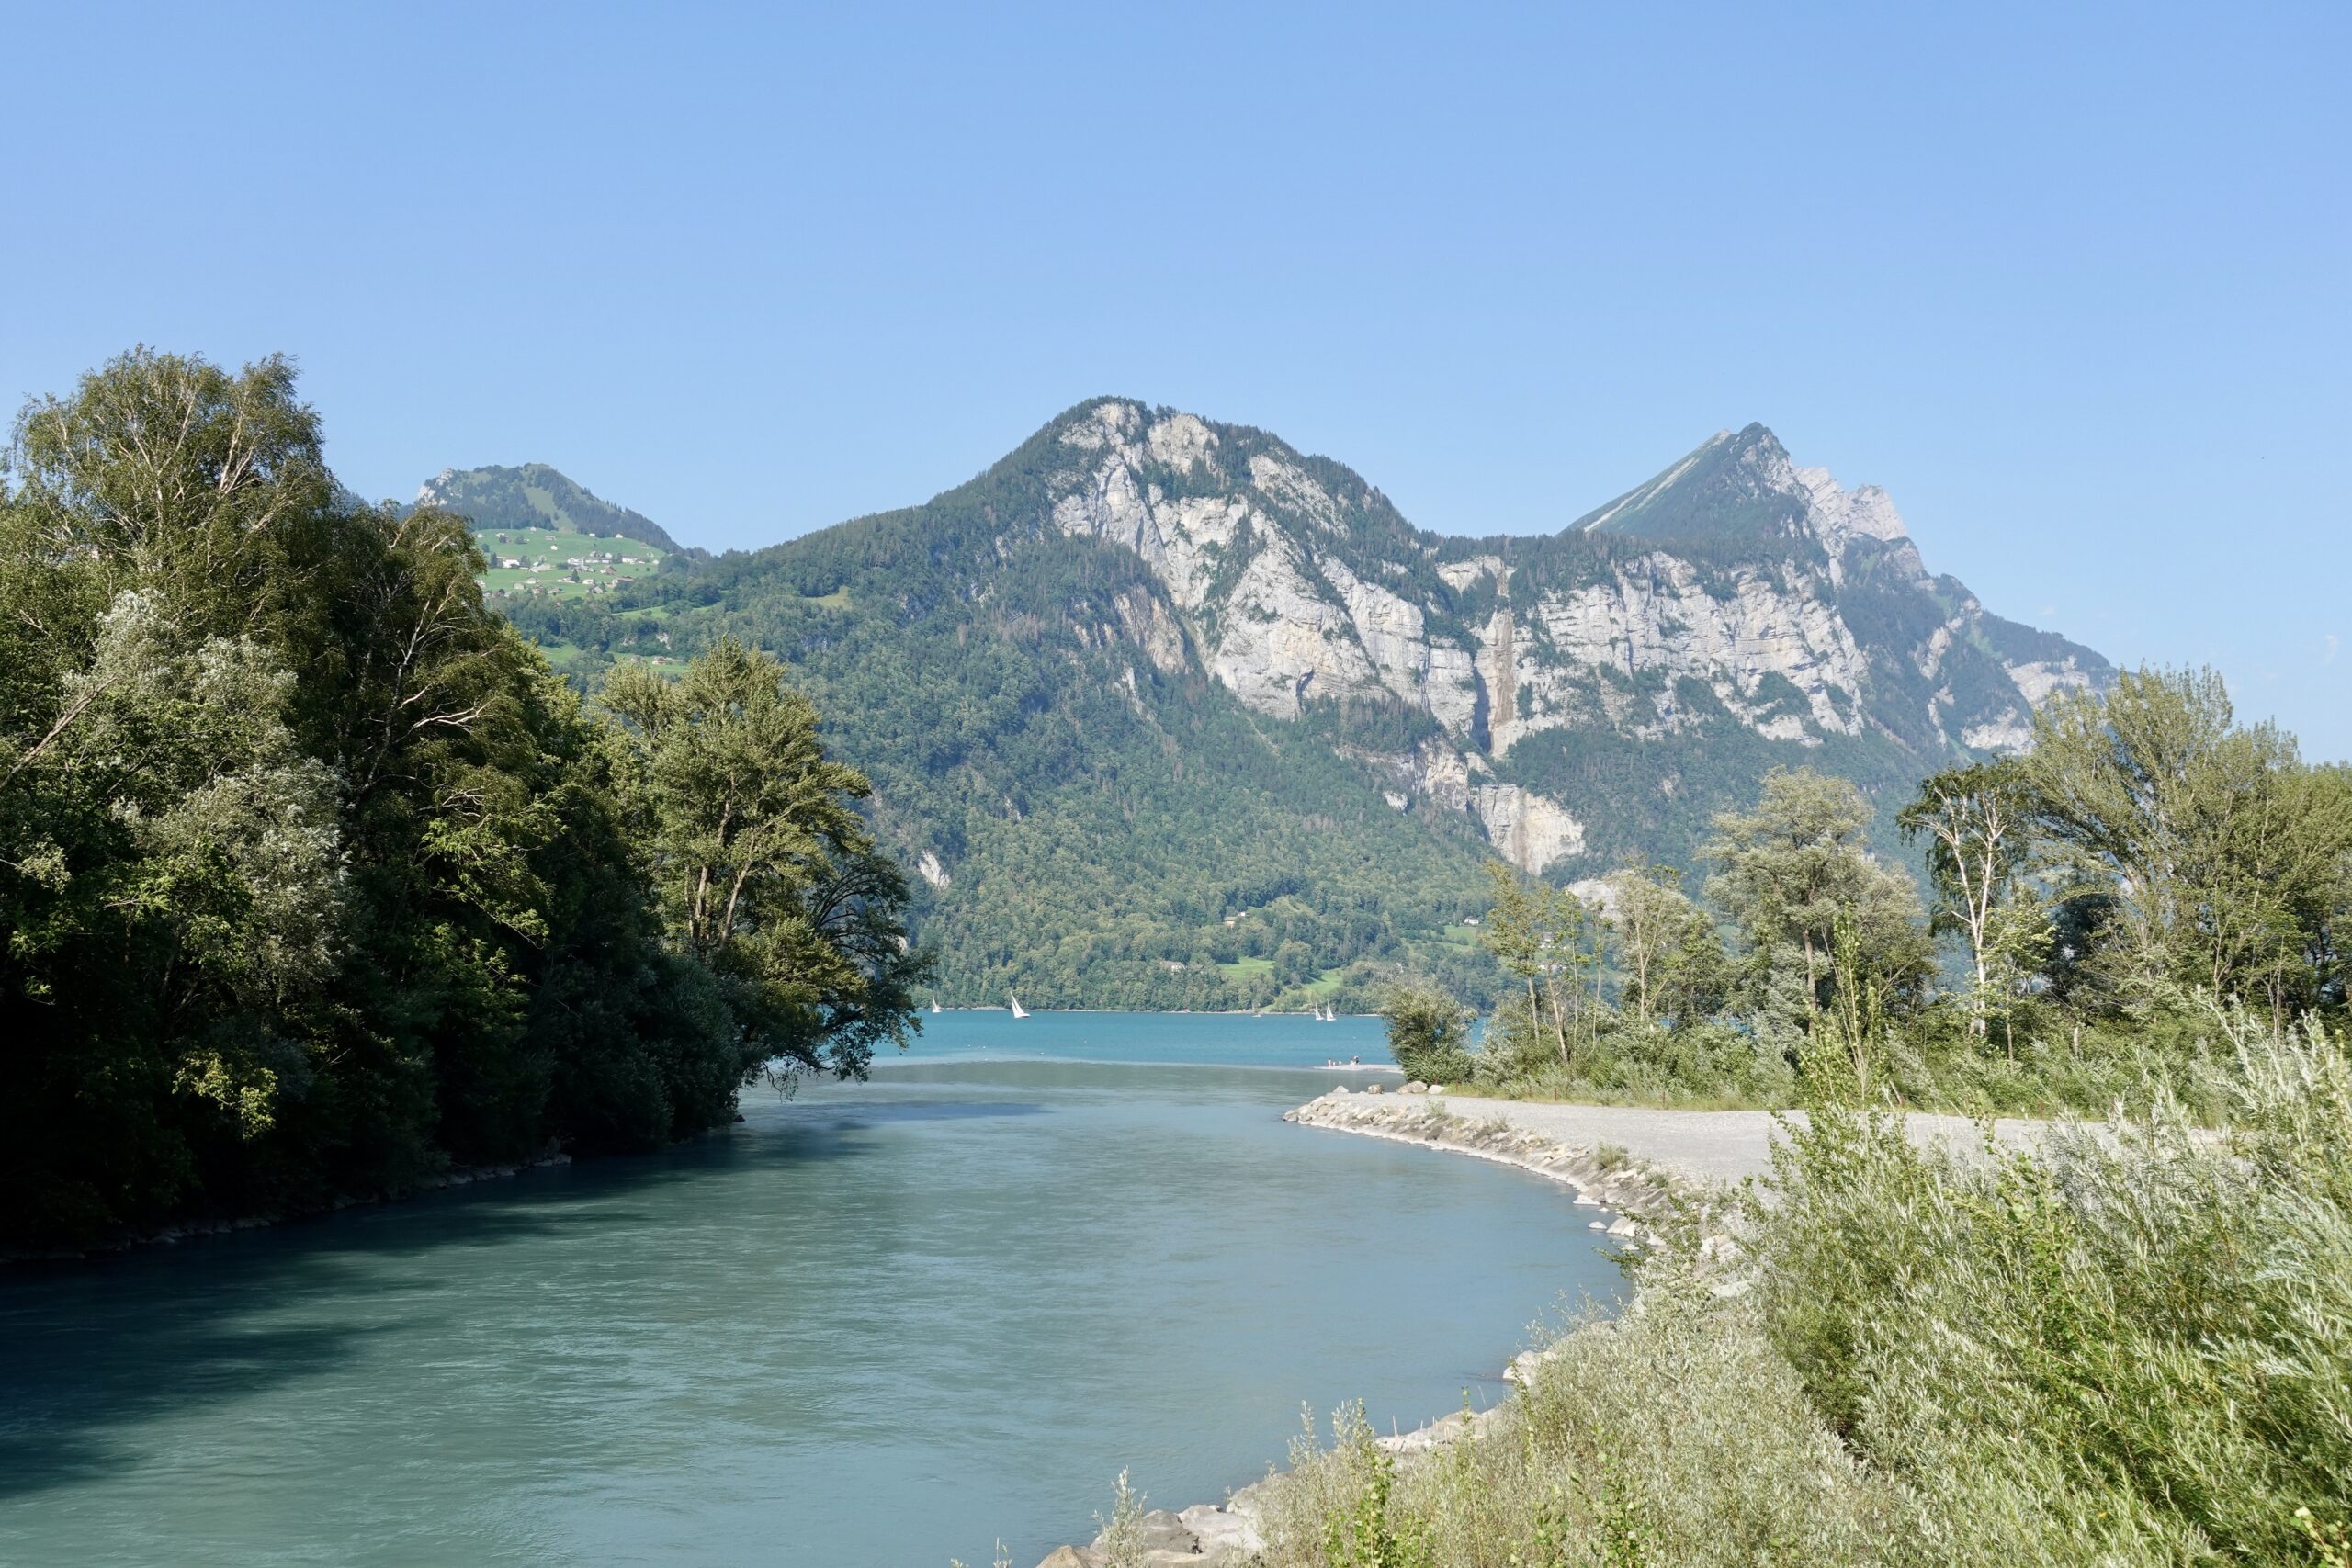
[418,462,688,555]
[473,400,2112,1011]
[470,525,669,603]
[666,520,1507,1011]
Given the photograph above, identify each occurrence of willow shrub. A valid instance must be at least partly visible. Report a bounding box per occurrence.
[1260,1288,1894,1567]
[1762,1004,2350,1563]
[1255,1004,2347,1565]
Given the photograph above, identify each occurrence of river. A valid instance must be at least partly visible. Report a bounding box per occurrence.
[0,1013,1623,1567]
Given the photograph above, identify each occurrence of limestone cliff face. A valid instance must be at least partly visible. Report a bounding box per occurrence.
[1038,400,2107,873]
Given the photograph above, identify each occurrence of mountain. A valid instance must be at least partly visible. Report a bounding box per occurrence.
[495,400,2109,1010]
[415,462,690,556]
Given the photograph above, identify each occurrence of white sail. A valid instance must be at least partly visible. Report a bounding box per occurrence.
[1009,991,1029,1019]
[931,1000,941,1014]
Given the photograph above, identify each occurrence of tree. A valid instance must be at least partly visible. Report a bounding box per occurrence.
[1899,760,2041,1041]
[1801,909,1892,1106]
[1702,768,1928,1032]
[1604,862,1727,1029]
[1379,983,1475,1083]
[0,590,342,1141]
[605,640,929,1079]
[2018,667,2348,1015]
[1478,861,1555,1066]
[0,349,780,1246]
[1477,863,1606,1073]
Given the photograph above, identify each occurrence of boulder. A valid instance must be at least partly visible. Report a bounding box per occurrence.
[1180,1503,1268,1560]
[1133,1510,1196,1553]
[1365,1082,1385,1094]
[1079,1509,1198,1566]
[1035,1548,1096,1568]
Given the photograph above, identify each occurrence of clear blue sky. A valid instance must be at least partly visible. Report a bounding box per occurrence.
[6,2,2346,758]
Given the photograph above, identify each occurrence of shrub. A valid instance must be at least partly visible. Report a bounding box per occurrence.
[1254,1000,2350,1565]
[1380,985,1476,1083]
[1755,1000,2352,1563]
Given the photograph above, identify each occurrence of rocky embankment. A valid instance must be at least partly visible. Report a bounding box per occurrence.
[1022,1086,1719,1568]
[1284,1084,1679,1240]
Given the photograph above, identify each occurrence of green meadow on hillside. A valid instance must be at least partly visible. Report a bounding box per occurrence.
[470,525,667,601]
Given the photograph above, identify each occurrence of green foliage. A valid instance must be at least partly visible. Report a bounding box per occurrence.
[1899,758,2043,1043]
[469,524,667,603]
[536,424,1505,1013]
[1434,694,2345,1113]
[1754,1003,2352,1563]
[1092,1470,1148,1568]
[1318,1433,1436,1568]
[1266,1007,2350,1565]
[1602,863,1724,1030]
[1379,984,1476,1083]
[0,350,911,1249]
[1262,1296,1893,1566]
[1798,910,1893,1108]
[2020,667,2350,1014]
[1477,865,1607,1079]
[604,639,928,1079]
[1702,767,1931,1037]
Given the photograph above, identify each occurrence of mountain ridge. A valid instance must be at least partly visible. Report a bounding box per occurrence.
[470,400,2111,1007]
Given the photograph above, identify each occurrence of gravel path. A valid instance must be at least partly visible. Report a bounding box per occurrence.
[1408,1092,2052,1189]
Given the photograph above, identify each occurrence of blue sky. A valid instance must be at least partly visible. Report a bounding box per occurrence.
[6,2,2346,757]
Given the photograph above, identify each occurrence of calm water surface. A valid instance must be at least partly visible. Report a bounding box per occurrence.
[0,1014,1623,1567]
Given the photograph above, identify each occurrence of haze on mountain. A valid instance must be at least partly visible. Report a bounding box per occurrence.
[461,400,2109,1010]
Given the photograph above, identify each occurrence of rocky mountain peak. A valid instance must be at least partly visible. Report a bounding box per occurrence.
[1020,399,2106,875]
[1573,422,1910,565]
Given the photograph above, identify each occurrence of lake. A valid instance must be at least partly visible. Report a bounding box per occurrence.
[0,1013,1624,1567]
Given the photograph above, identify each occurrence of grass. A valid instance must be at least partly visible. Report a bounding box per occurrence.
[471,526,666,601]
[1295,967,1345,1000]
[1217,956,1274,981]
[1232,1001,2352,1566]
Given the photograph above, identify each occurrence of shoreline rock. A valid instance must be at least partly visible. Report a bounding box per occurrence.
[1285,1089,1679,1233]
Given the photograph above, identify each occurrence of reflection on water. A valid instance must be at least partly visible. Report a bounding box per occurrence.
[1,1039,1622,1568]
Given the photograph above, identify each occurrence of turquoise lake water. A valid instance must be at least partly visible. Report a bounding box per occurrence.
[0,1013,1624,1567]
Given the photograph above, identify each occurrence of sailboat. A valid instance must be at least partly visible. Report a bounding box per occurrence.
[931,999,941,1014]
[1319,1004,1339,1021]
[1009,991,1029,1019]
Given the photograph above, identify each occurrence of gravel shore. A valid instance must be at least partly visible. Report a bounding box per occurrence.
[1396,1091,2055,1187]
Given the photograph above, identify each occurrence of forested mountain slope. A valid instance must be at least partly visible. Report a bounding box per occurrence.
[472,402,2110,1009]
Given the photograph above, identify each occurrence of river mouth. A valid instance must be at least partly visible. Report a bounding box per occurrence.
[1,1023,1624,1568]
